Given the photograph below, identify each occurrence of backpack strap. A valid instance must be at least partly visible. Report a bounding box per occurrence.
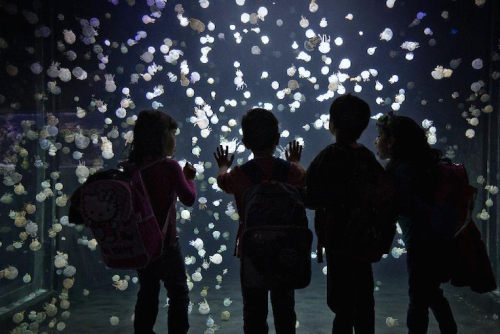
[270,159,291,183]
[241,158,291,185]
[241,160,264,185]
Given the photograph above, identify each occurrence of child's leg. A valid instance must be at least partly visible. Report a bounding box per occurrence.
[270,288,296,334]
[240,264,270,334]
[326,250,375,334]
[162,241,190,334]
[135,262,161,334]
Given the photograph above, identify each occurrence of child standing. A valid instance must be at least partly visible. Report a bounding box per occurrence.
[375,113,457,334]
[126,110,196,334]
[307,94,393,333]
[214,108,305,334]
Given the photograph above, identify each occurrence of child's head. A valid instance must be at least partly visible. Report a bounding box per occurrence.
[241,108,279,152]
[329,94,370,142]
[127,110,178,164]
[376,113,441,169]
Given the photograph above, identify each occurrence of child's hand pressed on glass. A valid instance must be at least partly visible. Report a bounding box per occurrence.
[285,140,303,163]
[214,145,235,170]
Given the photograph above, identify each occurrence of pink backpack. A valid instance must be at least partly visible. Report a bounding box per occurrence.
[431,161,478,238]
[75,161,165,269]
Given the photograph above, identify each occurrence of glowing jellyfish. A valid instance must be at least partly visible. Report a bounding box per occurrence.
[251,46,261,55]
[465,129,475,139]
[386,317,399,327]
[199,0,210,9]
[199,299,210,314]
[339,58,351,69]
[276,19,283,27]
[472,58,483,70]
[299,16,309,28]
[309,0,319,12]
[345,13,354,20]
[241,13,250,23]
[209,254,222,264]
[261,35,270,44]
[63,30,76,44]
[257,7,268,20]
[386,0,396,8]
[379,28,393,41]
[320,18,328,27]
[367,47,377,55]
[334,37,343,46]
[471,82,482,92]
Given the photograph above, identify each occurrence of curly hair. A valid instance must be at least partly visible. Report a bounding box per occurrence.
[377,113,442,172]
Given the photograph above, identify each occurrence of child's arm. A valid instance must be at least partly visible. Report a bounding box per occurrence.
[214,145,236,194]
[285,140,303,168]
[214,145,235,176]
[285,140,306,187]
[169,160,197,206]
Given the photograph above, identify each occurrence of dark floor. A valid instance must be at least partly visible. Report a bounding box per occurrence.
[12,261,498,334]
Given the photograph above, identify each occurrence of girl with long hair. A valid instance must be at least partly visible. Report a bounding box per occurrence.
[125,110,196,334]
[375,113,457,334]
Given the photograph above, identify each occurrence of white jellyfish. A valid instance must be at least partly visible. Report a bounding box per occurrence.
[199,299,210,315]
[299,16,309,28]
[379,28,393,41]
[251,46,261,55]
[257,7,268,21]
[386,0,396,9]
[209,254,223,264]
[339,58,351,69]
[104,74,117,92]
[63,30,76,44]
[309,0,319,12]
[318,35,331,54]
[386,317,399,327]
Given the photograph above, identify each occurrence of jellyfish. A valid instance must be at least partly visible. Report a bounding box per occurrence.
[198,299,210,314]
[190,72,201,84]
[104,74,117,92]
[46,62,60,78]
[386,317,399,327]
[251,45,261,55]
[209,254,223,264]
[198,197,208,210]
[379,28,393,41]
[233,70,247,90]
[296,51,312,62]
[339,58,351,69]
[401,41,420,51]
[257,6,268,21]
[472,58,483,70]
[30,62,43,75]
[142,15,155,24]
[58,68,71,82]
[62,30,76,44]
[309,0,318,12]
[299,16,309,28]
[189,18,206,33]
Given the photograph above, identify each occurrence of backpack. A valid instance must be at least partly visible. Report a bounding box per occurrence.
[70,160,165,270]
[239,159,312,290]
[329,145,397,263]
[431,161,478,239]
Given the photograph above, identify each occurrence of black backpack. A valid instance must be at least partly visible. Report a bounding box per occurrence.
[334,146,397,262]
[240,159,312,290]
